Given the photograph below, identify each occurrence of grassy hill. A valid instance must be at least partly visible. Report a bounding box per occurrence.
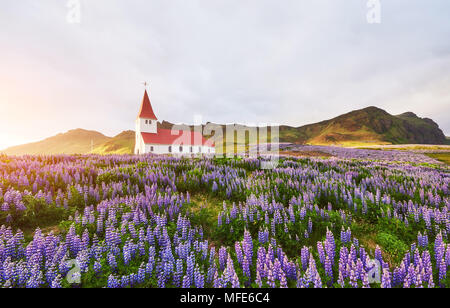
[90,131,135,154]
[1,129,110,155]
[180,107,446,149]
[1,107,446,155]
[288,107,446,146]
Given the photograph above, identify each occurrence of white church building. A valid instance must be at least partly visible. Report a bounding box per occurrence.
[134,89,215,155]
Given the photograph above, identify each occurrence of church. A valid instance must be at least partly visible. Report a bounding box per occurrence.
[134,89,215,155]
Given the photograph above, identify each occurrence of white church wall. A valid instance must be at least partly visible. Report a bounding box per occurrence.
[144,144,169,155]
[134,133,146,155]
[142,143,215,155]
[202,146,215,154]
[134,132,139,154]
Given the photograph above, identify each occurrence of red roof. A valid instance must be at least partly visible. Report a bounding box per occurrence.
[138,90,158,120]
[141,129,214,147]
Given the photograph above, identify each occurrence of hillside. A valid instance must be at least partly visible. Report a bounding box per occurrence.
[283,107,446,146]
[1,107,446,155]
[90,131,135,154]
[161,107,447,147]
[1,129,110,155]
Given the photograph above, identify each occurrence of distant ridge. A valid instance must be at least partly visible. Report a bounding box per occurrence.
[1,129,110,155]
[1,107,447,155]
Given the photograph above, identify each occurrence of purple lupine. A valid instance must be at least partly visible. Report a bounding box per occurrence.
[439,257,447,285]
[218,247,227,271]
[325,255,333,282]
[107,275,119,288]
[325,229,335,266]
[317,242,325,265]
[242,229,253,263]
[313,272,322,288]
[235,242,243,264]
[338,270,345,288]
[186,253,194,285]
[108,252,117,271]
[267,268,275,288]
[242,255,251,280]
[300,246,309,271]
[137,264,146,284]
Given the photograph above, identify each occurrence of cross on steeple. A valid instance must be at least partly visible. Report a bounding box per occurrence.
[142,81,149,89]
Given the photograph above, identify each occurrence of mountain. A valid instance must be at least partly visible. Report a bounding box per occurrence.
[90,131,135,154]
[1,107,447,155]
[161,107,447,146]
[279,106,446,146]
[1,129,110,155]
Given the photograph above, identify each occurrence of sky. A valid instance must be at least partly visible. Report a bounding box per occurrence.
[0,0,449,149]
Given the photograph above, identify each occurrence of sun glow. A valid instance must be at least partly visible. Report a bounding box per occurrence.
[0,133,30,151]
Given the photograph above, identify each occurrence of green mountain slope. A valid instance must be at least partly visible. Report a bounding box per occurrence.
[91,131,135,154]
[288,107,446,145]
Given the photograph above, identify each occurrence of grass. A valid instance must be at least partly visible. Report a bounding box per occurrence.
[22,222,64,242]
[376,232,408,264]
[426,152,450,165]
[187,193,225,246]
[351,218,401,267]
[91,131,135,154]
[305,124,388,146]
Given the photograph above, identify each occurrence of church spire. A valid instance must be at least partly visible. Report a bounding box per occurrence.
[137,89,158,120]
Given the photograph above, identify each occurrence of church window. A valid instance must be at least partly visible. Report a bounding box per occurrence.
[190,146,193,153]
[145,120,148,124]
[150,146,154,152]
[168,146,172,153]
[179,146,183,152]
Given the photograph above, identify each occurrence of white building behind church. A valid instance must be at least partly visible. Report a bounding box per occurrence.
[134,89,215,155]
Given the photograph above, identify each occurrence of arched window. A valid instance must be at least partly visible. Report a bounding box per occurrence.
[179,146,183,152]
[150,146,154,152]
[145,120,148,124]
[168,146,172,153]
[190,146,193,153]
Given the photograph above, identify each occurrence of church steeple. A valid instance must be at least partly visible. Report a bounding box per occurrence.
[137,89,158,120]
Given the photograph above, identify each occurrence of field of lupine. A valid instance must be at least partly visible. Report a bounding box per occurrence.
[0,150,448,288]
[279,144,448,165]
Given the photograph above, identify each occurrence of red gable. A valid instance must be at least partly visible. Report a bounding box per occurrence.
[138,90,158,120]
[141,129,214,147]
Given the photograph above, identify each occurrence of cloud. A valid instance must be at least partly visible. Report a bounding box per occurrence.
[0,0,449,149]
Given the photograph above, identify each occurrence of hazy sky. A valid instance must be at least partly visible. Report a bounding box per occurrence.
[1,0,449,149]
